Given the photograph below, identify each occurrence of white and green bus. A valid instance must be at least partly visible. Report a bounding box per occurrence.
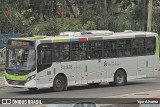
[4,30,159,91]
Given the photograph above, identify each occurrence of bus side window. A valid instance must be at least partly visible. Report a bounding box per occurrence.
[146,37,155,55]
[72,42,87,60]
[88,41,102,59]
[41,50,52,64]
[132,38,145,56]
[104,40,116,58]
[54,44,70,62]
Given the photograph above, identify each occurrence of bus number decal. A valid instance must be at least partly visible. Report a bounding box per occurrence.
[61,65,72,70]
[104,61,120,67]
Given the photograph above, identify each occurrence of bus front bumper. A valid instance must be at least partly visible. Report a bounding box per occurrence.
[4,77,37,88]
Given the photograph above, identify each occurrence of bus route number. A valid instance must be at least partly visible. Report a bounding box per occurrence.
[104,61,120,67]
[61,65,72,70]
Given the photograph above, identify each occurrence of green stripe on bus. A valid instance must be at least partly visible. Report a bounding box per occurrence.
[155,35,159,55]
[53,68,56,75]
[5,72,30,81]
[146,61,148,67]
[85,66,87,72]
[12,36,46,40]
[33,36,46,39]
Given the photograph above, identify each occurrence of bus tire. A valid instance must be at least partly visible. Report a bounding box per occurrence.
[53,75,65,92]
[114,70,127,86]
[28,88,37,92]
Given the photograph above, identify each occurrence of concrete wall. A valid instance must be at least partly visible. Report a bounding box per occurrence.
[0,48,6,65]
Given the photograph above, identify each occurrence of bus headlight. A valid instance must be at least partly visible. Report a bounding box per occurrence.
[26,75,35,82]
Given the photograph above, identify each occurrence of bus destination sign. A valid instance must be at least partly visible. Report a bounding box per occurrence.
[8,40,34,46]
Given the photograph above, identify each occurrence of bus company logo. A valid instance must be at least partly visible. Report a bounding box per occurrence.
[104,61,108,66]
[2,99,11,104]
[1,99,42,104]
[104,61,120,67]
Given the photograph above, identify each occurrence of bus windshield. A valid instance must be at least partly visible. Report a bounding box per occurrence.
[6,48,36,71]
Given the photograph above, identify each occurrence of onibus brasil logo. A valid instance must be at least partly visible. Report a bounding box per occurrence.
[2,99,42,104]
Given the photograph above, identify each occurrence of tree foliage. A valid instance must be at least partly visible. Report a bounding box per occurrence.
[0,0,160,35]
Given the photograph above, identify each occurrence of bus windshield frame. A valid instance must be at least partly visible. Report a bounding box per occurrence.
[6,46,36,72]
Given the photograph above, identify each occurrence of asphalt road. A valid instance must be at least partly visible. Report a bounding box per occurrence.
[0,77,160,107]
[0,76,160,98]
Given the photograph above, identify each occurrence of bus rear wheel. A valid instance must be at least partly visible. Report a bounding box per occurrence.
[52,75,65,92]
[114,70,127,86]
[109,70,127,86]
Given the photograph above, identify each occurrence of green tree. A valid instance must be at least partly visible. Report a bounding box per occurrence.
[1,0,34,34]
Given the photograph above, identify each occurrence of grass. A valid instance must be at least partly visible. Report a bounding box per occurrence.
[0,67,4,77]
[0,71,4,77]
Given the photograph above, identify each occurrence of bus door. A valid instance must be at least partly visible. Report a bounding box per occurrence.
[76,61,88,85]
[71,42,88,85]
[138,37,156,77]
[99,59,109,82]
[76,60,100,84]
[87,59,104,83]
[87,41,103,83]
[133,38,150,77]
[37,44,52,86]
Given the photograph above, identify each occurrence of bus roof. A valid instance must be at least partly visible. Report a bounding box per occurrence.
[10,30,158,44]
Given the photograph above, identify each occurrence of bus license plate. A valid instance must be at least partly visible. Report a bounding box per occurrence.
[12,81,19,85]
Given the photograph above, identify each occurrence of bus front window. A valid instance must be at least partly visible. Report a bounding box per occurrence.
[7,48,36,71]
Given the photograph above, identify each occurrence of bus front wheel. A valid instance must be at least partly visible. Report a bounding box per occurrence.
[53,75,65,92]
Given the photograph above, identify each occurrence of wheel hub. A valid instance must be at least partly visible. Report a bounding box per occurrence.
[56,79,62,88]
[117,74,123,83]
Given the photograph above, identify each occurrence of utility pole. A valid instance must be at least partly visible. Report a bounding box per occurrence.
[147,0,153,32]
[104,0,107,27]
[62,0,65,32]
[142,0,146,31]
[104,0,107,17]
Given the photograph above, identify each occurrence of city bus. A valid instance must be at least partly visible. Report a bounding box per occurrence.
[4,30,159,91]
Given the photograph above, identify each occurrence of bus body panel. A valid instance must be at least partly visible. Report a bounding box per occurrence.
[4,31,159,89]
[115,57,138,80]
[84,60,101,84]
[36,67,52,87]
[76,61,88,85]
[58,61,79,86]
